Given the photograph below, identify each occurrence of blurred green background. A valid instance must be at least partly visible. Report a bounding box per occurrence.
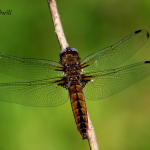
[1,0,150,150]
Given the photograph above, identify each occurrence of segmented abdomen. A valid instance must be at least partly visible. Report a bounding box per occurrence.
[69,84,88,139]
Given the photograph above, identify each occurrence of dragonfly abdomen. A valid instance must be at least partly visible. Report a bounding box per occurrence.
[69,84,88,139]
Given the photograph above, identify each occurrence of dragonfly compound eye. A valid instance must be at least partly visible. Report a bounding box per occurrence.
[60,48,79,59]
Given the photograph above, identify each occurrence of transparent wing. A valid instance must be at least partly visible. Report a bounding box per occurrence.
[0,53,63,80]
[81,30,149,73]
[0,78,68,107]
[83,61,150,100]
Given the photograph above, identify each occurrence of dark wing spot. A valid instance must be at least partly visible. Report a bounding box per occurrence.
[147,32,149,38]
[145,61,150,63]
[135,30,141,34]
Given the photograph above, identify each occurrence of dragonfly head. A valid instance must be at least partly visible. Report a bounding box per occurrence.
[59,48,80,65]
[60,48,79,58]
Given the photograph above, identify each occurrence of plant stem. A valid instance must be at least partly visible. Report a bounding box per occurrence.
[47,0,99,149]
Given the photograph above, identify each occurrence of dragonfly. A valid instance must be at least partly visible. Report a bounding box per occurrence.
[0,29,149,139]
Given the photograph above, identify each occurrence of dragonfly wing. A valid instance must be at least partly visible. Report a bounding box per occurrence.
[83,61,150,100]
[81,30,149,73]
[0,53,63,80]
[0,78,69,107]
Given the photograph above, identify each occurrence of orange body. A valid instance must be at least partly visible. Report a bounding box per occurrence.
[59,48,89,139]
[69,84,88,139]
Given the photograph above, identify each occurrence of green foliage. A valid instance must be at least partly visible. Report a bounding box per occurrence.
[0,0,150,150]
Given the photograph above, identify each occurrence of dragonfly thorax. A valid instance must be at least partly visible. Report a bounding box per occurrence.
[63,58,82,85]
